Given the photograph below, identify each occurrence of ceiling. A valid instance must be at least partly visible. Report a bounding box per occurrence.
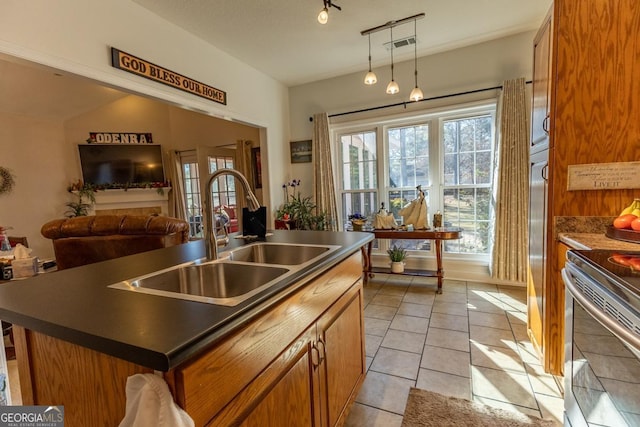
[0,1,550,120]
[0,58,129,121]
[133,0,551,86]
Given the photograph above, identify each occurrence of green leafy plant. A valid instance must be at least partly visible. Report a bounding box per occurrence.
[386,245,407,262]
[65,181,97,217]
[276,179,327,230]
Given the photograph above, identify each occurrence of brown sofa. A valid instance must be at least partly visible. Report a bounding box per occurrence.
[41,215,190,270]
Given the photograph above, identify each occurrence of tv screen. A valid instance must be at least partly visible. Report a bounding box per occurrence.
[78,144,165,186]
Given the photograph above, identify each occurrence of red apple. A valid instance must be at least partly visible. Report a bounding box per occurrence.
[631,218,640,232]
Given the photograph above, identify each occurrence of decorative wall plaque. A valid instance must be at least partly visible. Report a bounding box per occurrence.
[567,161,640,191]
[111,48,226,105]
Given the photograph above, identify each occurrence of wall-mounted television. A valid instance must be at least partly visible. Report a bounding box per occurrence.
[77,144,166,186]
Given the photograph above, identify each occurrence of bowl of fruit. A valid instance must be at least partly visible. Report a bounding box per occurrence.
[609,253,640,274]
[606,198,640,243]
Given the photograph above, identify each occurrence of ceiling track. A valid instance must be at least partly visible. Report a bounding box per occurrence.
[360,13,425,36]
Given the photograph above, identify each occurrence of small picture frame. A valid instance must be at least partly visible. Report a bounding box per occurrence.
[290,140,312,163]
[252,147,262,189]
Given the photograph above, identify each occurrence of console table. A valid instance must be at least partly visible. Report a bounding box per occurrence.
[361,228,462,294]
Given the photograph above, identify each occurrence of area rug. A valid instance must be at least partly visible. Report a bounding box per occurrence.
[401,388,557,427]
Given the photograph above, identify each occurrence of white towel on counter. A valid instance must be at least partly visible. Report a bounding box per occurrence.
[119,373,194,427]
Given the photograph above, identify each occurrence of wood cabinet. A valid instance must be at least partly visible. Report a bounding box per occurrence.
[15,251,365,427]
[166,251,365,427]
[527,0,640,376]
[530,9,553,148]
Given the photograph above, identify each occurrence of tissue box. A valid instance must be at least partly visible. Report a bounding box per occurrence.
[12,257,38,278]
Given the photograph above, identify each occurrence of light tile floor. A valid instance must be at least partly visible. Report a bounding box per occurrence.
[346,274,564,427]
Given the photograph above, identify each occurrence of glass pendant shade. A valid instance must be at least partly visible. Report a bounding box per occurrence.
[409,86,424,101]
[386,80,399,94]
[364,71,377,85]
[318,8,328,24]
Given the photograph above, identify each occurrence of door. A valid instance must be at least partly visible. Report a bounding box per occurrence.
[531,10,552,147]
[528,148,549,356]
[197,146,237,235]
[240,328,319,427]
[317,285,365,426]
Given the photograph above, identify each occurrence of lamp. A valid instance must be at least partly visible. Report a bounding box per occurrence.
[364,34,377,85]
[318,0,341,25]
[409,19,423,101]
[318,6,328,24]
[360,13,425,94]
[386,26,399,95]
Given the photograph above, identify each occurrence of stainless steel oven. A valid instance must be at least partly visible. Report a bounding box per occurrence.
[562,250,640,427]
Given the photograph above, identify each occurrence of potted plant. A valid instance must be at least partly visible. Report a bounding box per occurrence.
[348,212,367,231]
[275,180,327,230]
[387,244,407,273]
[65,181,96,217]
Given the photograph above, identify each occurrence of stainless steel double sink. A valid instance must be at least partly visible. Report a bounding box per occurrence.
[108,243,339,306]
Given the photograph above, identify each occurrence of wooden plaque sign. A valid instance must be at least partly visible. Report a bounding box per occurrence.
[567,161,640,190]
[111,47,227,105]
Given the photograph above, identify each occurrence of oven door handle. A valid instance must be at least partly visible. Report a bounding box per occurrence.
[563,268,640,351]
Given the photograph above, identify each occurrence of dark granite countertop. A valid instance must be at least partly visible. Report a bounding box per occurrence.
[0,230,373,371]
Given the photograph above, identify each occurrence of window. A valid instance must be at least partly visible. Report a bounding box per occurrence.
[340,130,377,227]
[178,149,236,239]
[179,151,203,238]
[442,115,493,253]
[335,102,496,257]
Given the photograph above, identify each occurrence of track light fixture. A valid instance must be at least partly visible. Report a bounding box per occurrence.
[318,0,341,25]
[364,34,377,85]
[360,13,426,96]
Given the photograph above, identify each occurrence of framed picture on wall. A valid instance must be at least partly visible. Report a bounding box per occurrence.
[252,147,262,189]
[290,140,312,163]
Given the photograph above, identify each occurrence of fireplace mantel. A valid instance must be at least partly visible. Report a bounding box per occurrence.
[89,188,171,216]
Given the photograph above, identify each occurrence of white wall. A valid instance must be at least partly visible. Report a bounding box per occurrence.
[288,31,535,284]
[0,114,75,257]
[0,0,291,230]
[288,31,535,199]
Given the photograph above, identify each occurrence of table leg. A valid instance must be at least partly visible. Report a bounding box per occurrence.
[435,238,443,294]
[361,241,374,284]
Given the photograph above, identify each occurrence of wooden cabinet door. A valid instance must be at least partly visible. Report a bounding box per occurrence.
[240,329,319,427]
[316,283,365,427]
[531,8,553,147]
[527,148,549,360]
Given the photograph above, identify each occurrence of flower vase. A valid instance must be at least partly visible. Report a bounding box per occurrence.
[351,220,365,231]
[391,261,405,274]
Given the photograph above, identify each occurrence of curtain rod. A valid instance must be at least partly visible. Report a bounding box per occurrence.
[310,80,532,121]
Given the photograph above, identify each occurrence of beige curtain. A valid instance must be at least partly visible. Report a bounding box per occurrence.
[312,112,339,231]
[236,140,255,191]
[490,78,529,283]
[235,140,255,220]
[168,150,188,221]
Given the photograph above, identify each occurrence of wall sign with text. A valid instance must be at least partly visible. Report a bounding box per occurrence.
[88,132,153,144]
[110,47,227,105]
[567,161,640,190]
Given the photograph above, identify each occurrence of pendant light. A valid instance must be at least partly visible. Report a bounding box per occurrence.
[364,34,377,85]
[386,26,399,95]
[409,19,424,101]
[318,5,329,24]
[318,0,341,25]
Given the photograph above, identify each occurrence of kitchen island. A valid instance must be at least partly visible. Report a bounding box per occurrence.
[0,230,373,426]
